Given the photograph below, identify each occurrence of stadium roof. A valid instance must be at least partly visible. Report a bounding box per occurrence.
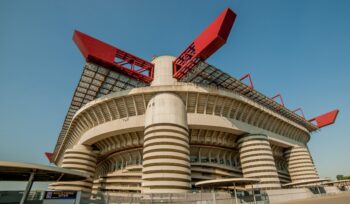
[180,61,319,132]
[53,62,147,159]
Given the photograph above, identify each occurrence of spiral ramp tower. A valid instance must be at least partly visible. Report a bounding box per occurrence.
[49,7,338,195]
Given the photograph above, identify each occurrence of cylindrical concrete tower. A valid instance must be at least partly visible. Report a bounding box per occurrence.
[151,56,177,86]
[142,56,191,193]
[51,144,97,192]
[238,134,281,189]
[285,146,319,183]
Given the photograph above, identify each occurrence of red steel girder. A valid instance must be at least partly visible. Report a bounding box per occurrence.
[271,93,285,107]
[173,8,237,79]
[240,73,254,89]
[73,30,154,83]
[309,109,339,128]
[292,107,306,119]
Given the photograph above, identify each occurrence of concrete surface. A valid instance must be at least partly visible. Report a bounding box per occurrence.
[280,191,350,204]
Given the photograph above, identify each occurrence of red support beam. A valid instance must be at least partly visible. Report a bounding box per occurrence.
[271,93,285,106]
[73,30,154,83]
[240,73,254,89]
[173,8,237,79]
[309,109,339,128]
[293,107,305,119]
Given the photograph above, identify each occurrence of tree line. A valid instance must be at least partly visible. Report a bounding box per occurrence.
[336,175,350,180]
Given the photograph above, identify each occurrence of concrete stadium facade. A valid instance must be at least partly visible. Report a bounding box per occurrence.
[50,56,321,194]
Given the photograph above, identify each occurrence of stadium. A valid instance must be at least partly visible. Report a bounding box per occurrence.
[48,8,339,197]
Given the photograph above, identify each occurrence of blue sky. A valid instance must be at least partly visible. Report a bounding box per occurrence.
[0,0,349,180]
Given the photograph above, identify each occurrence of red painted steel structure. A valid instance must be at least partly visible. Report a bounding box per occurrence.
[309,109,339,128]
[240,73,254,89]
[173,8,237,79]
[45,152,53,162]
[293,107,306,119]
[271,93,285,107]
[73,30,154,83]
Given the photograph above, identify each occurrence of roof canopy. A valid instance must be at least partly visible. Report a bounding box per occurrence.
[195,178,260,187]
[323,179,350,185]
[282,178,330,187]
[0,161,89,182]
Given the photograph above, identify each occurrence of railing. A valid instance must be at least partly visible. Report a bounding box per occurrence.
[90,191,269,204]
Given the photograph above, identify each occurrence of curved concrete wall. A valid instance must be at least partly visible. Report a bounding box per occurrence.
[54,84,311,164]
[51,144,97,192]
[142,93,191,193]
[94,148,143,192]
[238,135,281,189]
[285,146,319,183]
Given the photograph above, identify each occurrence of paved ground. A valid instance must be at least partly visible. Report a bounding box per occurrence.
[281,191,350,204]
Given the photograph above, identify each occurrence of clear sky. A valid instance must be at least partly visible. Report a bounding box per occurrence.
[0,0,349,180]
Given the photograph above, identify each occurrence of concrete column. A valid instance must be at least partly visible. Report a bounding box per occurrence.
[238,134,281,189]
[141,56,191,193]
[150,55,177,86]
[285,145,319,183]
[51,144,97,192]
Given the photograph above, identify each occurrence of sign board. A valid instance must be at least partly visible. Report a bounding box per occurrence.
[43,191,81,204]
[44,191,77,199]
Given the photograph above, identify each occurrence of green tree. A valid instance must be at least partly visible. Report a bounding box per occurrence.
[336,175,350,180]
[336,175,344,180]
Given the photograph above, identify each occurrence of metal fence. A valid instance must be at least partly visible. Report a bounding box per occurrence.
[95,191,269,204]
[0,190,269,204]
